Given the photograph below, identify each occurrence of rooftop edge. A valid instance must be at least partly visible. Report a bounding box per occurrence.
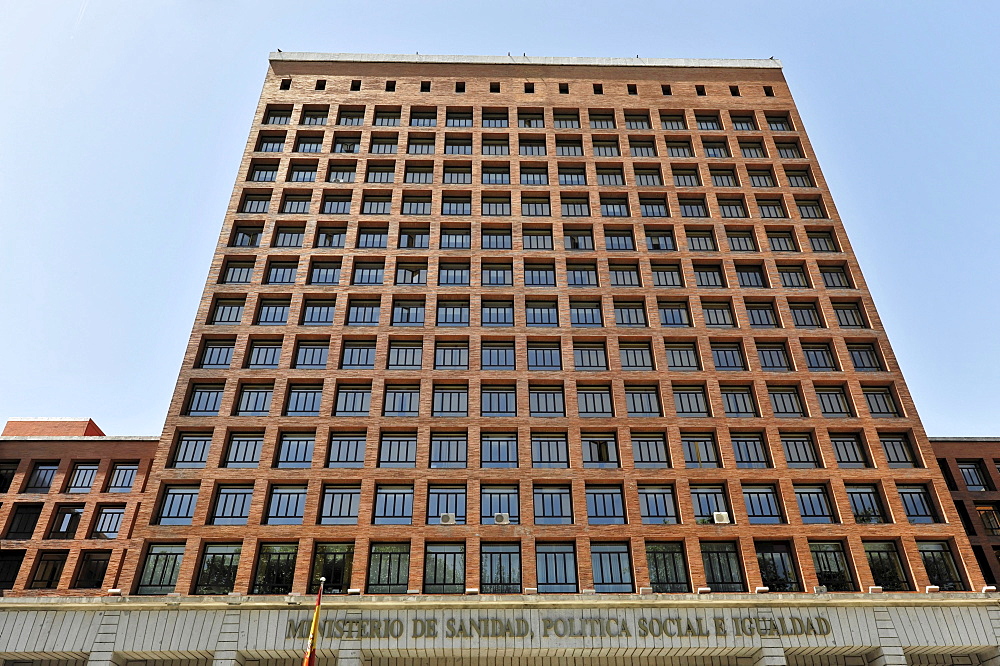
[268,52,782,69]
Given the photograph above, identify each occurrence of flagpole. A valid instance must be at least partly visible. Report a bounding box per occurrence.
[302,577,325,666]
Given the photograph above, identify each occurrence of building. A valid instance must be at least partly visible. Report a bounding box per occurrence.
[929,438,1000,585]
[1,53,999,666]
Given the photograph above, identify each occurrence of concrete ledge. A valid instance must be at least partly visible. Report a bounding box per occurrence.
[268,52,783,69]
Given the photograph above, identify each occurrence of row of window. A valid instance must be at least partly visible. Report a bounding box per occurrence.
[138,477,942,529]
[263,105,794,132]
[184,380,905,420]
[199,336,884,375]
[224,257,854,291]
[0,461,137,495]
[254,131,807,163]
[940,458,1000,493]
[242,190,824,220]
[228,223,839,253]
[2,536,964,598]
[253,160,818,190]
[206,295,870,330]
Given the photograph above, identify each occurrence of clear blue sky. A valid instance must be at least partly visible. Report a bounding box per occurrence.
[1,0,998,436]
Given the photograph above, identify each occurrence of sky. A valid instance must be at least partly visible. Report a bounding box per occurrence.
[0,0,998,436]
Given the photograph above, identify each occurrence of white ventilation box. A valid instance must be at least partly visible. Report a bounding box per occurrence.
[712,511,731,524]
[494,512,511,525]
[439,513,457,525]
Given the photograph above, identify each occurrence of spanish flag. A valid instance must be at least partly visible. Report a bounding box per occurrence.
[301,578,324,666]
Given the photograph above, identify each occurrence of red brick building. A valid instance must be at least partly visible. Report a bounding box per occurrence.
[0,53,991,610]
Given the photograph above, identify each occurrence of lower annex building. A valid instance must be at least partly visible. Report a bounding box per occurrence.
[1,53,999,666]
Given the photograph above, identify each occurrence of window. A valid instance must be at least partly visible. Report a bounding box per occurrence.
[865,542,910,591]
[816,386,852,417]
[527,342,561,370]
[632,433,669,468]
[796,485,835,523]
[740,142,766,158]
[481,341,515,370]
[756,542,801,592]
[733,434,770,468]
[567,263,599,286]
[482,433,518,467]
[334,384,372,416]
[61,462,96,492]
[614,301,647,326]
[919,542,965,591]
[232,226,262,247]
[578,433,618,468]
[591,543,634,593]
[719,199,747,218]
[224,434,263,468]
[482,300,514,326]
[236,384,272,416]
[861,388,899,418]
[48,505,84,538]
[593,139,620,157]
[770,386,805,417]
[798,200,826,219]
[702,302,735,327]
[91,506,125,538]
[310,544,354,594]
[73,550,112,590]
[746,302,777,328]
[810,542,855,592]
[328,164,356,183]
[276,433,314,467]
[558,167,586,187]
[571,301,604,327]
[265,485,306,525]
[646,230,676,251]
[557,138,584,156]
[482,485,520,524]
[481,385,516,416]
[211,299,244,325]
[898,485,937,523]
[756,343,790,371]
[702,141,729,158]
[529,386,565,417]
[820,266,850,288]
[378,433,417,467]
[683,434,719,468]
[526,300,558,326]
[531,433,569,468]
[322,193,352,214]
[328,433,366,468]
[712,342,745,371]
[782,433,819,467]
[701,542,745,592]
[423,544,465,594]
[847,485,886,524]
[171,435,210,469]
[635,168,663,186]
[571,342,607,371]
[256,299,289,325]
[673,385,709,417]
[679,199,708,219]
[659,301,691,326]
[346,299,379,326]
[832,434,869,468]
[157,486,199,525]
[578,386,613,417]
[630,139,656,157]
[525,263,556,287]
[620,342,654,370]
[211,486,253,525]
[436,300,470,327]
[536,543,577,593]
[285,385,323,417]
[743,485,783,524]
[373,485,413,525]
[252,544,298,594]
[5,504,41,539]
[427,486,467,525]
[647,543,689,593]
[735,266,764,288]
[639,485,677,524]
[834,303,866,328]
[627,385,662,416]
[136,544,186,595]
[435,341,468,369]
[959,461,990,491]
[722,386,757,417]
[776,142,803,158]
[480,544,521,594]
[432,385,468,417]
[367,544,410,594]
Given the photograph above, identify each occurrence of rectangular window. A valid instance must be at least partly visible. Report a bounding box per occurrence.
[480,544,521,594]
[529,387,565,417]
[432,385,469,417]
[712,343,746,371]
[817,387,852,417]
[193,544,242,595]
[702,542,745,592]
[578,386,614,417]
[627,386,662,416]
[570,302,603,327]
[276,433,314,467]
[531,433,569,468]
[436,300,470,327]
[633,433,669,468]
[758,344,790,370]
[427,486,467,525]
[536,543,577,593]
[136,545,185,595]
[898,485,938,523]
[236,384,273,416]
[733,434,770,468]
[91,506,125,538]
[864,542,910,591]
[832,434,869,468]
[334,384,372,416]
[373,485,414,525]
[221,434,261,469]
[847,485,886,523]
[481,385,516,416]
[647,543,689,593]
[747,303,778,328]
[525,300,558,326]
[769,386,805,417]
[658,301,690,326]
[378,433,417,467]
[586,486,625,524]
[383,385,420,417]
[252,544,297,594]
[66,462,99,491]
[722,386,757,417]
[423,544,465,594]
[265,485,306,525]
[328,433,366,468]
[796,485,835,523]
[211,486,253,525]
[918,542,965,591]
[73,550,112,589]
[527,342,561,370]
[810,542,856,592]
[865,388,900,417]
[639,485,677,524]
[591,543,634,593]
[673,385,708,417]
[958,461,989,491]
[881,434,917,467]
[756,542,801,592]
[6,504,42,539]
[683,434,719,468]
[367,544,410,594]
[481,486,520,524]
[310,543,354,594]
[743,485,783,524]
[482,433,518,468]
[48,505,84,538]
[158,486,199,525]
[782,433,819,467]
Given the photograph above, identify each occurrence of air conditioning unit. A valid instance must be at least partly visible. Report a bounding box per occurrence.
[712,511,731,524]
[331,178,347,183]
[494,512,511,525]
[439,513,457,525]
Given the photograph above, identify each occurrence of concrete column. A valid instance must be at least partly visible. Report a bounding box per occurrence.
[335,611,365,666]
[212,609,246,666]
[750,646,788,666]
[87,610,123,666]
[861,608,907,666]
[334,648,364,666]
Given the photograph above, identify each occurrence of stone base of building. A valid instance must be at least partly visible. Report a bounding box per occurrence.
[2,594,999,666]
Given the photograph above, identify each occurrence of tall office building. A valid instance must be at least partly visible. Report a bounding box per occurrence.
[1,54,999,666]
